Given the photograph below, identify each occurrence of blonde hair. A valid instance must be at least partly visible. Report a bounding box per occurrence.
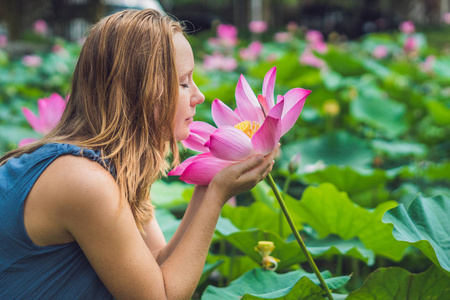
[0,9,183,232]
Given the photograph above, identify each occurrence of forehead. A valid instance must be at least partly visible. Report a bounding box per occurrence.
[173,33,194,74]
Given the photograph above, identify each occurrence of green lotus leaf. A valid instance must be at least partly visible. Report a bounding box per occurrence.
[222,201,293,238]
[215,217,375,269]
[372,139,428,158]
[281,131,374,170]
[201,268,350,300]
[382,194,450,273]
[426,100,450,126]
[303,165,389,203]
[154,208,180,241]
[347,266,450,299]
[351,95,407,138]
[207,254,259,281]
[318,47,366,76]
[150,180,192,209]
[295,183,408,260]
[199,260,224,286]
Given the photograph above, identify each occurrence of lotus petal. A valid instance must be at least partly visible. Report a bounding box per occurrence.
[179,153,234,185]
[262,66,276,110]
[280,88,310,136]
[252,116,282,155]
[235,75,264,123]
[206,126,256,161]
[168,155,199,176]
[18,138,38,147]
[22,107,46,135]
[182,121,217,152]
[211,99,241,127]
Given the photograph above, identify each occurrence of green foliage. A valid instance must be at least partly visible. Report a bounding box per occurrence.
[383,194,450,273]
[2,18,450,299]
[347,266,450,299]
[202,268,350,300]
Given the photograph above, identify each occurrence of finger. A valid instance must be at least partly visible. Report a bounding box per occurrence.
[240,157,272,182]
[234,154,264,174]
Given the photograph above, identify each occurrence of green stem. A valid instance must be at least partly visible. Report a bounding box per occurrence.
[280,175,292,236]
[265,174,334,300]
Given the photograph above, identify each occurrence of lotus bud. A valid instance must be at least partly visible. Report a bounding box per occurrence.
[288,153,302,174]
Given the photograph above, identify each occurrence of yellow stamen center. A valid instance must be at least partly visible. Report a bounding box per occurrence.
[255,241,280,271]
[234,121,261,138]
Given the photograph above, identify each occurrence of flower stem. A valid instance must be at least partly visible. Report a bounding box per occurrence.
[265,174,334,300]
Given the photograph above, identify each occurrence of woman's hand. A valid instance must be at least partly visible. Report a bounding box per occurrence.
[210,144,280,205]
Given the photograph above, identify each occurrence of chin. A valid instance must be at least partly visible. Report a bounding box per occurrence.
[175,129,190,141]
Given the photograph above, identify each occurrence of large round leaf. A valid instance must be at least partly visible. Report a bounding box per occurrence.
[215,217,376,269]
[281,131,374,170]
[347,266,450,299]
[382,194,450,273]
[202,268,350,300]
[351,95,407,138]
[295,183,408,260]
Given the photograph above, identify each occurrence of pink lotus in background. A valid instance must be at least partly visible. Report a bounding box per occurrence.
[300,48,326,68]
[444,13,450,24]
[22,55,42,67]
[403,36,418,53]
[239,41,263,61]
[399,20,415,34]
[216,24,238,46]
[0,34,7,48]
[372,45,389,59]
[33,19,48,35]
[169,67,311,185]
[420,55,435,73]
[305,30,324,44]
[19,93,67,147]
[203,52,237,72]
[249,20,268,34]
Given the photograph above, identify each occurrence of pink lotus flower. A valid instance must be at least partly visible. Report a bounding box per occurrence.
[420,55,435,73]
[299,48,325,69]
[217,24,238,46]
[403,36,418,53]
[399,20,415,34]
[249,20,268,34]
[33,19,48,35]
[203,52,237,72]
[169,67,311,185]
[305,30,324,44]
[19,93,67,147]
[22,55,42,67]
[0,34,7,48]
[239,41,263,61]
[372,45,389,59]
[444,13,450,24]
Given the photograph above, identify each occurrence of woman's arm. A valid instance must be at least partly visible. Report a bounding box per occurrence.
[46,150,276,299]
[143,185,207,265]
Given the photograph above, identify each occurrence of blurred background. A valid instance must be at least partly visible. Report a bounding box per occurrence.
[1,0,450,298]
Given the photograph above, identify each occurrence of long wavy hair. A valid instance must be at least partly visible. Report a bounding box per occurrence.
[0,9,183,232]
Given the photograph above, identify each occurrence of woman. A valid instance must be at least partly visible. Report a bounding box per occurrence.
[0,9,277,299]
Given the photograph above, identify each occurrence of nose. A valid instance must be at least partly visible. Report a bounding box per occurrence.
[191,83,205,106]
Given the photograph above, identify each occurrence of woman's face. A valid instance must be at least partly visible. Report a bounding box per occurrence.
[173,33,205,141]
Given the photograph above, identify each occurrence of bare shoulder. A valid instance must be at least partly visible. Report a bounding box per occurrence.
[24,154,120,246]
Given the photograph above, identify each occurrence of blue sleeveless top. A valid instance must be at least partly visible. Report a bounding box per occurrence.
[0,143,114,299]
